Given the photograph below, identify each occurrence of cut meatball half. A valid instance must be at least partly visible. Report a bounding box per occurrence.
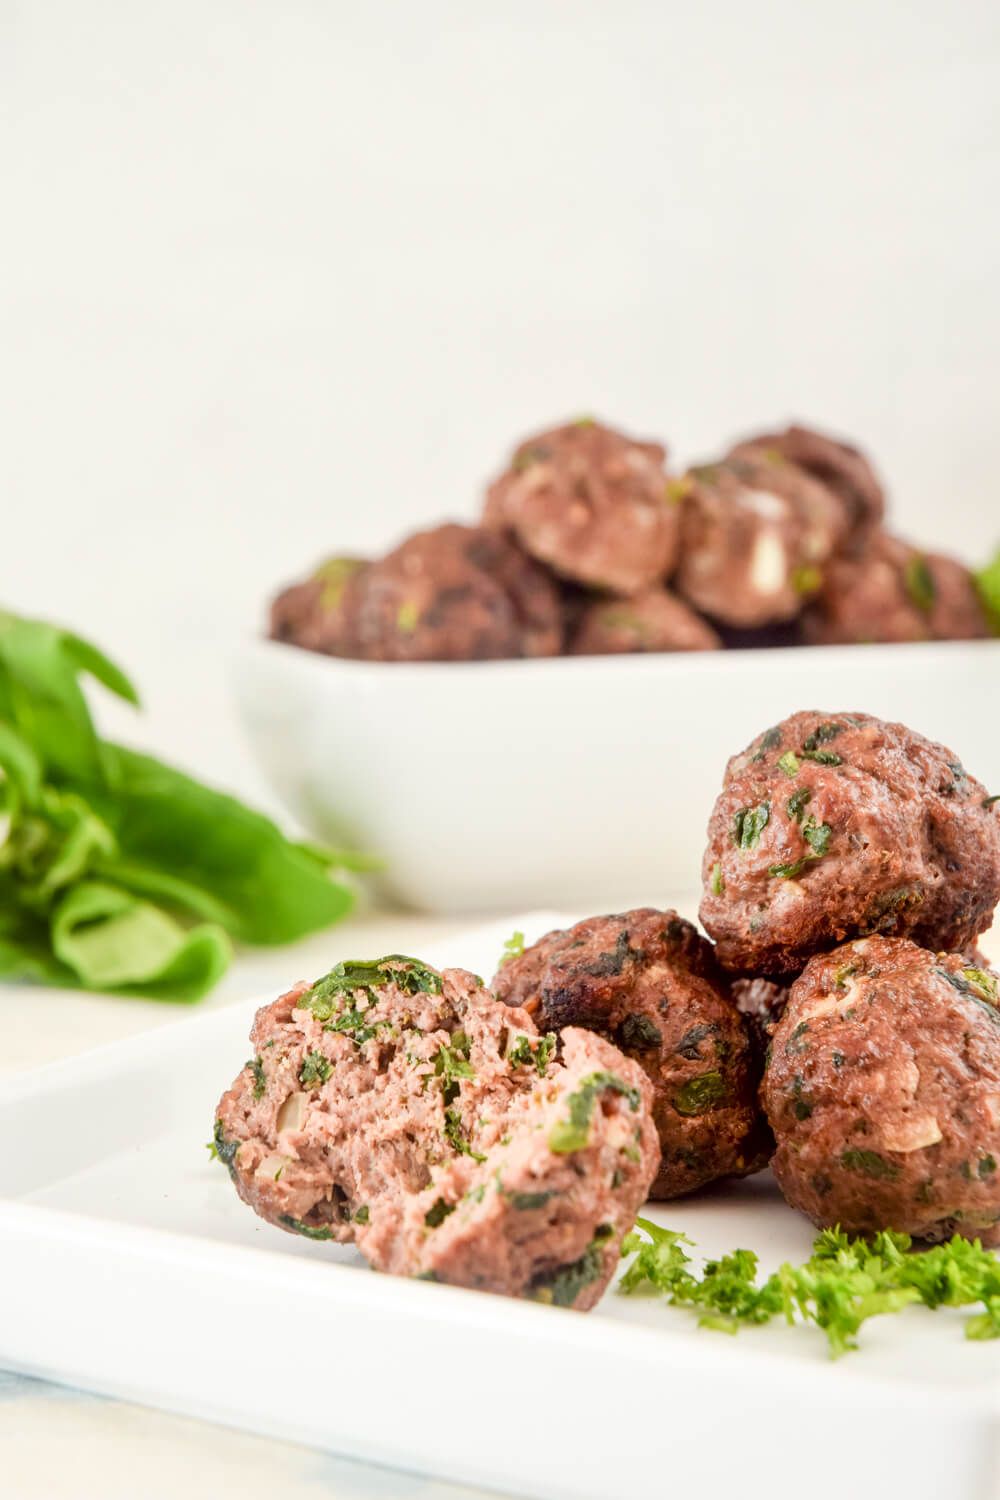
[674,456,848,628]
[492,910,771,1200]
[214,955,658,1309]
[764,937,1000,1245]
[484,418,679,595]
[700,710,1000,975]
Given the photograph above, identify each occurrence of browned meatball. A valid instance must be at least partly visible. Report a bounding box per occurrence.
[700,711,1000,976]
[492,910,771,1200]
[727,422,884,544]
[569,588,721,655]
[214,956,658,1308]
[269,556,367,655]
[484,418,679,595]
[802,531,989,645]
[344,523,563,661]
[674,456,848,628]
[764,937,1000,1245]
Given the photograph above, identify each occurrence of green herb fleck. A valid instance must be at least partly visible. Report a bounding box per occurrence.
[278,1215,337,1240]
[248,1056,266,1101]
[549,1071,641,1154]
[674,1071,729,1116]
[443,1106,487,1163]
[299,1051,331,1088]
[800,749,843,766]
[709,861,725,896]
[507,1032,556,1075]
[840,1148,900,1181]
[733,802,770,850]
[529,1242,606,1308]
[777,751,800,777]
[396,601,420,634]
[354,1205,370,1223]
[904,555,936,613]
[424,1197,456,1229]
[618,1013,662,1050]
[786,787,812,822]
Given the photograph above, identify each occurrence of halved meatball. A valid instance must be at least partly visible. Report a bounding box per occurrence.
[764,937,1000,1245]
[674,456,848,628]
[344,523,563,661]
[727,422,884,544]
[700,711,1000,975]
[492,910,771,1200]
[802,531,989,645]
[269,556,367,655]
[484,418,679,595]
[569,588,720,655]
[214,956,658,1308]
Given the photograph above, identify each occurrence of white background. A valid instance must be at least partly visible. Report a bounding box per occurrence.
[3,0,998,795]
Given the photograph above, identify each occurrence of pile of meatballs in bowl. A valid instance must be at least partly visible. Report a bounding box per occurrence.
[214,708,1000,1312]
[269,417,992,661]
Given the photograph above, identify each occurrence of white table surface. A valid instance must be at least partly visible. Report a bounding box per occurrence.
[4,903,998,1500]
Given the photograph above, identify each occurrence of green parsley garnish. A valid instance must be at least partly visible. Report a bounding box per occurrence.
[549,1072,641,1154]
[619,1220,1000,1356]
[498,930,526,967]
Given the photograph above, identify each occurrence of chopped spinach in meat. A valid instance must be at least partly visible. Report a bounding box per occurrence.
[299,1051,332,1088]
[248,1056,266,1101]
[529,1241,606,1307]
[840,1148,900,1181]
[507,1032,557,1074]
[673,1071,729,1116]
[549,1071,641,1154]
[733,802,770,850]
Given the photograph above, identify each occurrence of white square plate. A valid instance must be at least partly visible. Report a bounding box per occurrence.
[2,914,998,1500]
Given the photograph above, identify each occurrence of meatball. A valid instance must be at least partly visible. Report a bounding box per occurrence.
[700,710,1000,976]
[569,588,721,655]
[727,422,884,543]
[344,524,563,661]
[802,531,989,646]
[214,955,658,1308]
[269,556,366,655]
[483,418,679,595]
[492,910,771,1200]
[674,456,848,628]
[764,937,1000,1245]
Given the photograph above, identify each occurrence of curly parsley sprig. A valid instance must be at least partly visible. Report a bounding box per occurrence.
[619,1218,1000,1357]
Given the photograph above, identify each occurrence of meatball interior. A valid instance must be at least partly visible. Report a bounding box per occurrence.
[484,418,679,595]
[765,937,1000,1245]
[492,909,771,1200]
[214,956,658,1309]
[700,710,1000,975]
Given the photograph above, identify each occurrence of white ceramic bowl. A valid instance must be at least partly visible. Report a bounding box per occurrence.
[234,639,1000,914]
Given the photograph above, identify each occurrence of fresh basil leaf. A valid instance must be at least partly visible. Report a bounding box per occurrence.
[50,880,230,1001]
[92,745,354,942]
